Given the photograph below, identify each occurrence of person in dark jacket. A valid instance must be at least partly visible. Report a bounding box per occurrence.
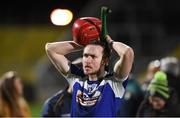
[137,71,180,117]
[41,85,72,117]
[141,59,160,94]
[41,59,85,117]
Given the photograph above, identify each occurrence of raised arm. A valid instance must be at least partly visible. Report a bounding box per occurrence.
[106,35,134,79]
[45,41,83,76]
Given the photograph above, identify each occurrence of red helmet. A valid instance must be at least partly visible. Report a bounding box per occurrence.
[72,17,101,46]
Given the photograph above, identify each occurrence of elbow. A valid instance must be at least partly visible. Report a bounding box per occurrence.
[126,47,134,60]
[125,47,134,67]
[121,45,134,60]
[45,43,54,57]
[124,47,134,72]
[45,43,51,53]
[126,47,134,71]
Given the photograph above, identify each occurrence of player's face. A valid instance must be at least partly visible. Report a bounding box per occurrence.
[83,44,104,75]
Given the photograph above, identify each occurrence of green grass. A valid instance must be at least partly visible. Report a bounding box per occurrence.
[30,102,43,117]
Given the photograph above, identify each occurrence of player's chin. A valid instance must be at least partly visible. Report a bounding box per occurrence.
[83,70,92,75]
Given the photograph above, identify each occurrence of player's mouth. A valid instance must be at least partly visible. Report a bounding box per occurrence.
[84,65,92,69]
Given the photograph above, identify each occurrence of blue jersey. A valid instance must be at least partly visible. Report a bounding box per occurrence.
[66,72,128,117]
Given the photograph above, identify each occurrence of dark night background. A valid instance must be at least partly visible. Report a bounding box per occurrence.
[0,0,179,116]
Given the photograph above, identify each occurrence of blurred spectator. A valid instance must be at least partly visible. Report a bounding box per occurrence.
[160,56,180,77]
[41,58,84,117]
[41,85,72,117]
[141,59,160,93]
[137,71,180,117]
[0,71,31,117]
[160,56,180,98]
[117,73,143,117]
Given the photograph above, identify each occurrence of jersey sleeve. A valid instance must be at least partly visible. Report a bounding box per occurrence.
[63,63,85,91]
[106,75,128,98]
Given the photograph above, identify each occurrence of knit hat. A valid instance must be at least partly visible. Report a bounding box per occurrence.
[147,71,170,100]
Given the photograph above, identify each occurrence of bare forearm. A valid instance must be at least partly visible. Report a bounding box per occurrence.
[106,35,134,78]
[113,45,134,77]
[45,41,82,55]
[45,41,83,75]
